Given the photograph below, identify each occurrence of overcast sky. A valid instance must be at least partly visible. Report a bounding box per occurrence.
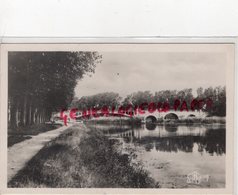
[75,51,226,99]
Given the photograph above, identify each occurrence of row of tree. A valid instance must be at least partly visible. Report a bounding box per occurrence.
[8,50,225,130]
[71,86,226,116]
[8,52,101,129]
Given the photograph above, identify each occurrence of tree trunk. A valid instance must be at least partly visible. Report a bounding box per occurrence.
[23,95,27,126]
[25,100,31,126]
[34,108,38,124]
[10,99,17,129]
[30,105,35,125]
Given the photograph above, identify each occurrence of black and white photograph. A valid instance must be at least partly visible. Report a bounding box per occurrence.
[2,44,234,191]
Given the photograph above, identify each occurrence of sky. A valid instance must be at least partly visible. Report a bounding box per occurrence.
[75,51,226,99]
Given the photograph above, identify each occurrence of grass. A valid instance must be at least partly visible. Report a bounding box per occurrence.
[85,116,225,126]
[201,116,226,124]
[162,116,226,125]
[8,124,60,147]
[85,116,142,128]
[8,124,158,188]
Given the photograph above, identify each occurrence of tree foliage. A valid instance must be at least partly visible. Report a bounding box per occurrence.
[8,52,101,129]
[72,92,122,110]
[73,87,226,116]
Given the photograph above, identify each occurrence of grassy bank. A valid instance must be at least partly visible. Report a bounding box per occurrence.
[163,116,226,125]
[87,116,142,125]
[8,124,158,188]
[87,116,226,125]
[8,124,60,147]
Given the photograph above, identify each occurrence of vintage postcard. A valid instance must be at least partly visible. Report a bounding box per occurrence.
[0,43,235,195]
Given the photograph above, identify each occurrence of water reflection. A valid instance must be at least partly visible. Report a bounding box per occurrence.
[87,123,225,156]
[164,124,178,132]
[145,123,156,130]
[87,122,226,188]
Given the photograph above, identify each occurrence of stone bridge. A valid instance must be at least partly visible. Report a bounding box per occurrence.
[53,109,207,124]
[136,110,207,123]
[75,109,207,123]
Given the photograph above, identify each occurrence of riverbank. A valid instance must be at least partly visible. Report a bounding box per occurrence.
[8,124,60,147]
[175,116,225,124]
[8,125,69,182]
[8,124,158,188]
[85,116,226,125]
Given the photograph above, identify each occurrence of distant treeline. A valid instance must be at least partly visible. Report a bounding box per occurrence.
[8,52,101,129]
[71,87,226,117]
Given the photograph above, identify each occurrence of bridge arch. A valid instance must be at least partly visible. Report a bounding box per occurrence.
[187,114,196,118]
[146,123,156,130]
[145,115,157,123]
[164,113,179,120]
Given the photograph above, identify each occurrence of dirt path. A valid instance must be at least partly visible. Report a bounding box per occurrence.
[7,125,70,182]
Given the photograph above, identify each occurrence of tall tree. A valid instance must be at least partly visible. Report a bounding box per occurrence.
[8,52,101,129]
[75,92,122,110]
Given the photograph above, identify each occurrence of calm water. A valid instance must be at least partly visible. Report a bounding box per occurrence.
[87,123,226,188]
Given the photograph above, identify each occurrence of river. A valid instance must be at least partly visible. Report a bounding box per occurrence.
[87,122,225,188]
